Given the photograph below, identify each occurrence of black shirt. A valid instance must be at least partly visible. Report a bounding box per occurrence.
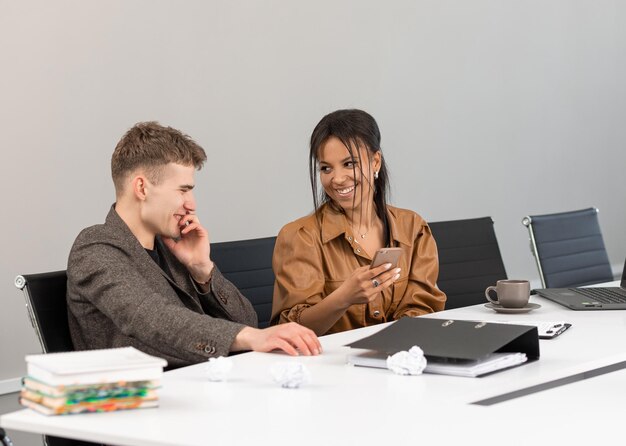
[146,243,173,280]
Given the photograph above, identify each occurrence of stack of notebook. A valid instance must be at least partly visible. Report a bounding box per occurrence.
[20,347,167,415]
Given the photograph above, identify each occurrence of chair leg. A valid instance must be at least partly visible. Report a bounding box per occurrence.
[0,428,14,446]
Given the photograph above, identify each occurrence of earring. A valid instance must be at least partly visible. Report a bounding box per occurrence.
[374,171,379,180]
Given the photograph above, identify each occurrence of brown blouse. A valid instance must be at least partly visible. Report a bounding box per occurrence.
[271,204,446,334]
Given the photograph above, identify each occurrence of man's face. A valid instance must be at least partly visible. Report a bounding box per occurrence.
[141,163,197,239]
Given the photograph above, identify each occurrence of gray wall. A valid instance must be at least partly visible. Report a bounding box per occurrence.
[1,0,625,386]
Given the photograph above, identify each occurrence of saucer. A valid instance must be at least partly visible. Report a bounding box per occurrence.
[484,302,541,314]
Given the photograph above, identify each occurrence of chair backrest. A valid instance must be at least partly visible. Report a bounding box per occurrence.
[15,272,105,446]
[429,217,507,309]
[15,270,73,354]
[210,236,277,328]
[522,207,613,288]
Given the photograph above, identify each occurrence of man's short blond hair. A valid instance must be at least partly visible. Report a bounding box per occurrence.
[111,121,207,193]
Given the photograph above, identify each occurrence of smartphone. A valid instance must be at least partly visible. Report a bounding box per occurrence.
[370,247,403,269]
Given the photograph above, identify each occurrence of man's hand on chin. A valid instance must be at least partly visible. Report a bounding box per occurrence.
[162,213,213,281]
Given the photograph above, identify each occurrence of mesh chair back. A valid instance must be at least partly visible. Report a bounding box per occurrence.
[522,207,613,288]
[430,217,507,309]
[210,237,276,328]
[15,270,73,353]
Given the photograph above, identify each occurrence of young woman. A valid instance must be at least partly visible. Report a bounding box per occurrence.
[271,109,446,335]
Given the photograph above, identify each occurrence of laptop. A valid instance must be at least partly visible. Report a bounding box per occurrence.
[533,258,626,310]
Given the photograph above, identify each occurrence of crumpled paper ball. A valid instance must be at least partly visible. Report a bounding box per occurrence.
[270,362,311,389]
[205,356,234,381]
[386,346,427,376]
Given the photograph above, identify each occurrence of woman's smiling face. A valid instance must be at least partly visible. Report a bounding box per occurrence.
[318,136,380,212]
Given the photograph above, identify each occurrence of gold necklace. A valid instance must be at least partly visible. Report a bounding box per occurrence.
[353,226,369,240]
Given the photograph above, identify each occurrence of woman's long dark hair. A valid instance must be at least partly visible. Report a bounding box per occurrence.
[309,109,391,247]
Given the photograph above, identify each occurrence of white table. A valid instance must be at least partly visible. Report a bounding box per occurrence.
[2,282,625,446]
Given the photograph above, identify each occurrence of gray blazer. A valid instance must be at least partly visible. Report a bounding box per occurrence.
[67,206,258,369]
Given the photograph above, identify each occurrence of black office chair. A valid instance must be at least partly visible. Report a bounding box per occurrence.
[0,428,13,446]
[15,271,73,354]
[522,207,613,288]
[15,272,101,446]
[429,217,508,309]
[210,236,277,328]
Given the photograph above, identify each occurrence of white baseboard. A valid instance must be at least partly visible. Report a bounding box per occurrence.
[0,377,21,395]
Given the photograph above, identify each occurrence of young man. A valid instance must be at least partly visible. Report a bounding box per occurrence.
[67,122,320,369]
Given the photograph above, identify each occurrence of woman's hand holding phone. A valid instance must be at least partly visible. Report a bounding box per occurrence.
[295,248,403,335]
[338,261,401,307]
[370,247,402,270]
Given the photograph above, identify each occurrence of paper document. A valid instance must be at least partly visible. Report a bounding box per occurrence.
[348,351,527,378]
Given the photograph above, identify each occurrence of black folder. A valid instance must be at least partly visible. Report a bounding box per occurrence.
[347,317,540,361]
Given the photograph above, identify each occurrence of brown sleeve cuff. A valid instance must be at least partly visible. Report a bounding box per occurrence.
[190,266,216,295]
